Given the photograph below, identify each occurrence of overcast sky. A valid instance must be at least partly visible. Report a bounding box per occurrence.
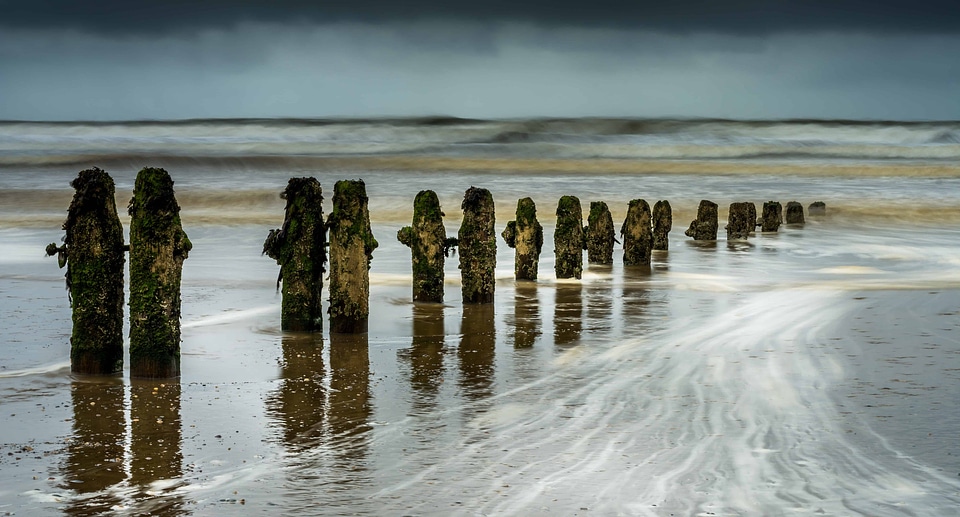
[2,0,959,120]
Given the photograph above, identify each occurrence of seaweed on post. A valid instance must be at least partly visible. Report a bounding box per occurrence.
[585,201,615,265]
[758,201,783,232]
[652,200,673,251]
[684,199,719,241]
[459,187,497,303]
[621,199,653,266]
[397,190,448,303]
[554,195,585,279]
[726,202,756,240]
[327,179,378,333]
[502,197,543,280]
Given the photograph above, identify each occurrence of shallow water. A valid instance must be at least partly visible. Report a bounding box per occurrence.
[1,118,960,515]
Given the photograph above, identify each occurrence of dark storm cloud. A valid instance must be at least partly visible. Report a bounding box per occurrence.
[3,0,960,35]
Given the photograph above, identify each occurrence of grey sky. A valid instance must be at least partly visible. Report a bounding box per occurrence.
[1,1,959,120]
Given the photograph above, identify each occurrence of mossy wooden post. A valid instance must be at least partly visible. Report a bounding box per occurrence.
[785,201,805,224]
[652,200,672,251]
[758,201,783,232]
[684,199,719,241]
[459,187,497,303]
[45,168,125,374]
[554,195,585,279]
[128,167,191,378]
[262,177,326,331]
[809,201,826,216]
[327,180,378,333]
[621,199,653,266]
[397,190,451,303]
[585,201,615,265]
[726,202,756,240]
[501,197,543,280]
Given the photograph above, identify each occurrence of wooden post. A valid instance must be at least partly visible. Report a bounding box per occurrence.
[502,197,544,281]
[585,201,615,265]
[262,177,326,331]
[684,199,719,241]
[459,187,497,303]
[809,201,826,216]
[554,195,585,279]
[398,190,453,303]
[758,201,783,232]
[785,201,805,224]
[45,167,125,375]
[726,202,756,240]
[652,200,672,251]
[327,179,378,333]
[128,167,191,378]
[621,199,653,266]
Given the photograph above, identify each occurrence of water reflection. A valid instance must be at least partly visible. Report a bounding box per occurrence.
[62,377,125,516]
[458,304,496,401]
[583,274,614,336]
[510,284,541,348]
[622,268,653,337]
[406,304,447,414]
[128,378,184,516]
[328,333,372,471]
[553,284,583,346]
[268,333,326,451]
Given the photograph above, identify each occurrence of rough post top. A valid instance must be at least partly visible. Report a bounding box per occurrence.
[516,197,538,222]
[64,167,119,240]
[628,198,651,210]
[413,190,444,224]
[699,199,719,209]
[462,186,494,212]
[556,195,581,215]
[281,176,323,203]
[129,167,179,216]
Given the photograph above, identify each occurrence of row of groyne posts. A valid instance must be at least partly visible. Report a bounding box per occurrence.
[47,167,824,378]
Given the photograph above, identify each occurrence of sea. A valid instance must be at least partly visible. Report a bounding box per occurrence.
[1,117,959,515]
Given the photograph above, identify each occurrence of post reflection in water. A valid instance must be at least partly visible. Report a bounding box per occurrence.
[268,333,326,451]
[553,283,583,346]
[63,376,125,516]
[327,333,373,472]
[509,284,541,348]
[622,266,655,337]
[458,304,496,401]
[405,304,446,414]
[128,378,184,516]
[583,277,614,336]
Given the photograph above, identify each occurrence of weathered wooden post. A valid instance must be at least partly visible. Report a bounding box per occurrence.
[785,201,805,224]
[327,179,378,333]
[459,187,497,303]
[758,201,783,232]
[397,190,454,303]
[262,177,326,331]
[502,197,544,280]
[554,196,585,279]
[45,167,126,375]
[726,202,756,240]
[128,167,191,378]
[621,199,653,266]
[809,201,826,216]
[652,200,672,251]
[684,199,719,241]
[585,201,615,265]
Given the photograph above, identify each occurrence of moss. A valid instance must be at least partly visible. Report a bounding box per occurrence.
[554,195,584,279]
[652,200,672,251]
[458,187,497,303]
[585,201,614,264]
[621,199,653,266]
[327,179,377,332]
[398,190,446,303]
[684,199,719,241]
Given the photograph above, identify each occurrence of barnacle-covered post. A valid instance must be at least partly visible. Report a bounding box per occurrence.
[128,167,192,378]
[262,177,326,331]
[726,202,756,240]
[652,200,672,251]
[45,167,125,375]
[459,187,497,303]
[785,201,805,225]
[501,197,543,280]
[758,201,783,232]
[684,199,719,241]
[621,199,653,266]
[585,201,615,265]
[327,179,378,333]
[554,195,585,279]
[397,190,453,303]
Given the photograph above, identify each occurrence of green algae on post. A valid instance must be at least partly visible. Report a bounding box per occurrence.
[263,177,326,331]
[621,199,653,266]
[785,201,805,225]
[459,187,497,303]
[585,201,615,265]
[554,195,585,279]
[128,167,191,378]
[327,179,378,333]
[684,199,719,241]
[502,197,543,280]
[45,167,125,375]
[759,201,783,232]
[652,200,673,251]
[397,190,450,303]
[726,202,757,240]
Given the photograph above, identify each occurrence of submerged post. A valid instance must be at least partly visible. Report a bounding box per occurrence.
[621,199,653,266]
[327,179,378,333]
[758,201,783,232]
[726,202,756,240]
[397,190,452,303]
[128,167,192,378]
[262,177,326,331]
[45,167,125,375]
[785,201,805,224]
[585,201,615,265]
[459,187,497,303]
[809,201,827,216]
[502,197,543,280]
[684,199,719,241]
[652,200,672,251]
[555,196,585,279]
